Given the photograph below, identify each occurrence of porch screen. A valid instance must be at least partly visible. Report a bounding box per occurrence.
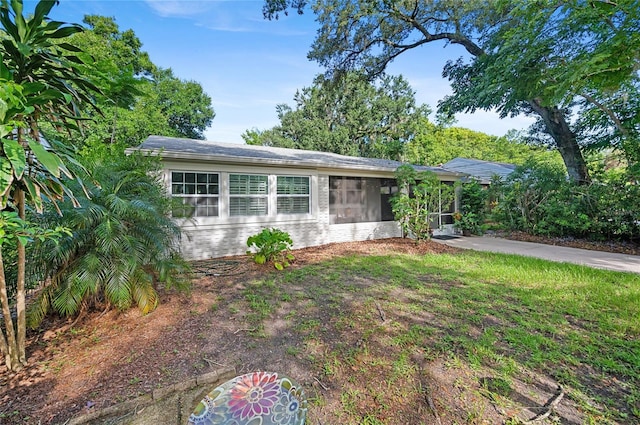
[329,176,396,224]
[439,181,456,225]
[277,176,310,214]
[229,174,268,216]
[171,171,219,217]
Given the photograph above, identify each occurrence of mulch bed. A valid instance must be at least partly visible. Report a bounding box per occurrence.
[494,230,640,256]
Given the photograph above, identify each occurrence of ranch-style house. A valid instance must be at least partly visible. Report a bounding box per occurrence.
[132,135,465,260]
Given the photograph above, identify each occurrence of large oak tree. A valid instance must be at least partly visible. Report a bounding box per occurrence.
[264,0,640,183]
[244,71,430,160]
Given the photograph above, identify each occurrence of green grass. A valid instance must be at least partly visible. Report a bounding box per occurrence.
[239,249,640,423]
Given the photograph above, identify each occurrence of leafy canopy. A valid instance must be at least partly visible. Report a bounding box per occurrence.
[405,121,561,167]
[243,71,429,160]
[67,15,215,149]
[263,0,640,182]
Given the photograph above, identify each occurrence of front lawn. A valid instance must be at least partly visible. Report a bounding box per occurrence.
[2,239,638,424]
[263,248,640,424]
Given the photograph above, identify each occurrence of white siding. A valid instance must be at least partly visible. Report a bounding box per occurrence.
[179,220,327,260]
[164,162,455,260]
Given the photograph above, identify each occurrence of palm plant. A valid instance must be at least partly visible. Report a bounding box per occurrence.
[28,154,190,326]
[1,0,99,371]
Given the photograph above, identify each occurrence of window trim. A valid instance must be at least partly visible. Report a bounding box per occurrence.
[229,173,269,217]
[276,175,311,215]
[170,171,220,218]
[168,168,317,223]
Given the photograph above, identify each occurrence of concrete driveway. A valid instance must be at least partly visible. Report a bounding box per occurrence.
[432,235,640,274]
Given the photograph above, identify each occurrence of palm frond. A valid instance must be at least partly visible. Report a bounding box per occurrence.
[52,275,88,317]
[31,152,190,320]
[26,284,53,329]
[130,269,158,315]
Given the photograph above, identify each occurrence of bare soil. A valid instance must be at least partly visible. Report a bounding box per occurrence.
[0,237,633,424]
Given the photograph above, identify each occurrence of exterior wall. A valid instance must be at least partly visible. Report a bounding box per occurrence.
[163,160,455,260]
[179,220,330,260]
[165,163,404,260]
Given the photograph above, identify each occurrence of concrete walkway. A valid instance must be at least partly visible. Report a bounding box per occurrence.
[432,235,640,274]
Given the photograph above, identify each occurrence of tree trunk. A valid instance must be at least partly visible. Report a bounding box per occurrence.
[16,187,27,367]
[528,99,591,184]
[0,247,20,371]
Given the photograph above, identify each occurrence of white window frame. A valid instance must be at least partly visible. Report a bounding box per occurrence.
[229,173,269,217]
[170,171,219,217]
[168,167,316,223]
[276,175,311,215]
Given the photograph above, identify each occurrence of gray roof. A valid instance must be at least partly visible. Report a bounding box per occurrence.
[442,157,517,183]
[133,135,463,177]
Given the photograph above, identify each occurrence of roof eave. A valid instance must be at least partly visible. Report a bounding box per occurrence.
[132,148,399,173]
[130,147,465,178]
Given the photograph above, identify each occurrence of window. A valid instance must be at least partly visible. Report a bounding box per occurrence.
[277,176,310,214]
[229,174,268,216]
[171,172,219,217]
[380,179,399,221]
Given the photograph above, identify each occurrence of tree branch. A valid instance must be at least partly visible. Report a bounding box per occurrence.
[389,4,485,57]
[580,92,630,137]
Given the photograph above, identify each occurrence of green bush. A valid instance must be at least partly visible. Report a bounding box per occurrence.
[246,228,295,270]
[28,152,191,326]
[455,180,488,235]
[490,160,640,241]
[391,165,455,241]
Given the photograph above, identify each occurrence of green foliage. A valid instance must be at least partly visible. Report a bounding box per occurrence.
[454,180,488,235]
[266,0,640,183]
[243,71,429,159]
[0,65,90,213]
[0,211,69,298]
[405,122,561,167]
[391,165,454,241]
[491,161,640,241]
[0,211,68,251]
[27,152,191,326]
[0,0,100,371]
[246,228,295,270]
[67,15,214,148]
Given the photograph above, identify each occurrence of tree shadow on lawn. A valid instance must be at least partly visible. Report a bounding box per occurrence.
[261,253,638,424]
[2,243,638,424]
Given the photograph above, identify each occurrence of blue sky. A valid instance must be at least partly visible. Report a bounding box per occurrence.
[38,0,535,144]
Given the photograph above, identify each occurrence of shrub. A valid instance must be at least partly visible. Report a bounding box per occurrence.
[455,180,488,235]
[391,165,455,241]
[490,159,640,241]
[246,228,295,270]
[27,152,190,326]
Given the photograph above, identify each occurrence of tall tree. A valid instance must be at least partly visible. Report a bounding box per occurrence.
[69,15,215,147]
[0,0,98,371]
[153,68,214,140]
[243,71,430,159]
[263,0,640,183]
[405,119,561,166]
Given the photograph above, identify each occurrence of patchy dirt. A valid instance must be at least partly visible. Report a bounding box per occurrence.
[0,237,629,424]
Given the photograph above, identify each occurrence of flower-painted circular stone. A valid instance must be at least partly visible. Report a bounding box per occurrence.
[188,372,307,425]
